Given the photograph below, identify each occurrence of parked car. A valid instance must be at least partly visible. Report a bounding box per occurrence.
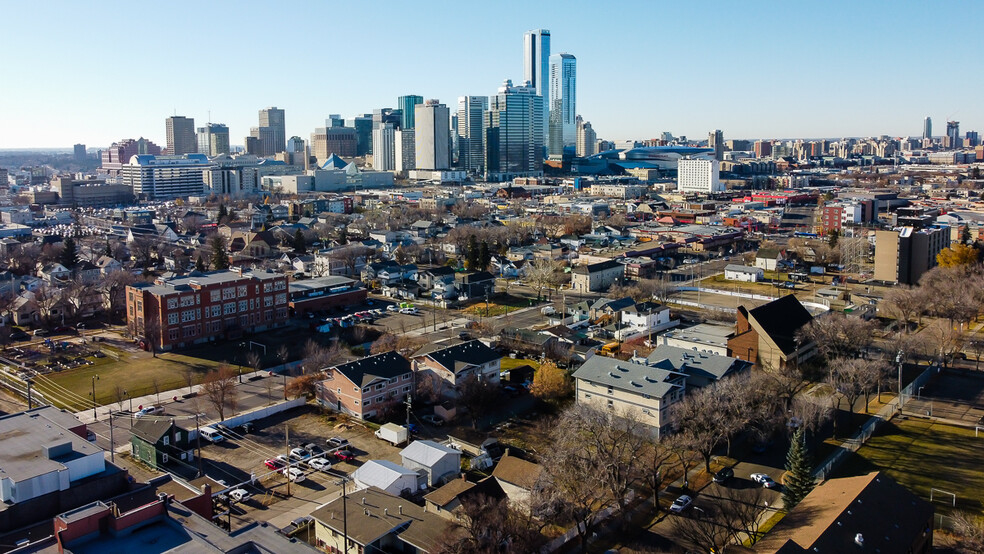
[134,406,164,419]
[86,430,97,442]
[264,458,285,470]
[751,473,780,489]
[421,414,444,426]
[289,447,310,461]
[303,443,325,457]
[282,467,306,482]
[386,305,399,312]
[713,467,734,484]
[9,331,29,341]
[33,329,50,337]
[334,449,355,461]
[669,495,693,513]
[308,458,331,472]
[326,437,349,449]
[279,516,313,537]
[229,489,251,502]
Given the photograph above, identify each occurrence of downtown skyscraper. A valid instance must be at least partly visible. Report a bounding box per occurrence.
[524,29,550,143]
[166,116,197,155]
[923,116,932,140]
[548,53,576,159]
[397,95,423,129]
[258,107,286,154]
[486,80,543,180]
[457,95,488,173]
[415,100,450,170]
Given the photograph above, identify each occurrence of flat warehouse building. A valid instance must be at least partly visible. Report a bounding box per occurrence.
[126,268,289,351]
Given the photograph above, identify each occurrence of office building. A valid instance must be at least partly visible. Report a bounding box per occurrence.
[126,269,289,352]
[548,53,576,159]
[398,95,423,129]
[372,123,396,171]
[346,115,373,156]
[709,129,724,161]
[485,80,544,180]
[258,107,286,154]
[196,123,230,156]
[326,114,346,128]
[754,140,772,158]
[415,100,450,170]
[100,138,162,176]
[678,158,724,194]
[396,128,415,172]
[923,116,932,140]
[576,116,597,157]
[120,153,212,199]
[966,131,980,147]
[946,120,960,149]
[73,143,86,162]
[372,108,402,130]
[457,95,487,173]
[52,176,133,207]
[311,126,358,162]
[524,29,551,142]
[249,126,276,157]
[874,227,950,285]
[165,116,197,155]
[287,136,305,153]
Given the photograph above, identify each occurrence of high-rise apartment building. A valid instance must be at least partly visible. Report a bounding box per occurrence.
[196,123,230,156]
[165,116,197,155]
[874,227,950,285]
[576,116,597,157]
[414,100,450,170]
[395,128,415,172]
[923,116,932,140]
[457,95,488,173]
[372,123,396,171]
[709,130,724,161]
[73,144,87,162]
[548,53,576,158]
[946,121,961,149]
[677,158,724,194]
[524,29,551,142]
[258,107,286,154]
[486,80,544,180]
[397,95,423,129]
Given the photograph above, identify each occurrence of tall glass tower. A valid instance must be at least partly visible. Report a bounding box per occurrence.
[486,80,543,179]
[398,95,424,129]
[457,96,488,173]
[524,29,550,143]
[548,53,576,158]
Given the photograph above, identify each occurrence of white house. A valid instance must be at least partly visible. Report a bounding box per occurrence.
[400,440,461,487]
[724,264,764,282]
[754,248,783,271]
[617,301,678,341]
[351,460,420,496]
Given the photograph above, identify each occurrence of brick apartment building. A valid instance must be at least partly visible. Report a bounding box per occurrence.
[126,268,289,352]
[315,351,413,420]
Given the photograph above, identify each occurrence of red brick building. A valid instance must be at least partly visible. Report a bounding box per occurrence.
[126,269,289,352]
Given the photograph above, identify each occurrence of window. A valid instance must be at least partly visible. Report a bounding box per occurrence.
[403,374,411,380]
[222,287,236,300]
[362,387,370,393]
[238,300,248,312]
[274,280,286,291]
[402,386,410,393]
[169,329,178,340]
[237,285,248,297]
[584,393,592,399]
[607,386,614,394]
[337,388,341,394]
[181,310,196,322]
[265,310,273,321]
[264,296,273,307]
[364,398,371,406]
[180,296,195,307]
[375,383,384,390]
[388,378,398,385]
[167,298,178,309]
[175,432,182,442]
[183,327,195,337]
[263,282,273,293]
[168,313,178,325]
[162,453,168,463]
[224,303,237,315]
[210,305,221,317]
[210,290,221,302]
[163,436,169,446]
[275,293,287,305]
[607,399,614,409]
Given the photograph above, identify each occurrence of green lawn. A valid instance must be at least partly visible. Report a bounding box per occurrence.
[501,357,540,371]
[833,418,984,516]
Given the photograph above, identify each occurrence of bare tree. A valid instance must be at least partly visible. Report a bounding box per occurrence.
[433,493,545,554]
[943,511,984,554]
[33,284,63,326]
[201,366,239,421]
[184,367,197,395]
[924,319,968,367]
[152,377,161,407]
[526,258,563,301]
[883,285,921,332]
[799,314,875,363]
[276,344,290,370]
[301,339,345,374]
[828,357,884,414]
[329,245,368,277]
[114,384,127,412]
[670,381,730,473]
[245,351,262,374]
[671,486,768,552]
[100,270,136,324]
[455,375,498,429]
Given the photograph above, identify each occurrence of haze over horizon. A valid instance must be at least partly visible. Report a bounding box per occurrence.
[1,0,982,149]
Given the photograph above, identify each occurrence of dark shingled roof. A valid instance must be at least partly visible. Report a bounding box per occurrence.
[747,295,813,355]
[417,340,501,375]
[332,351,411,388]
[130,418,178,444]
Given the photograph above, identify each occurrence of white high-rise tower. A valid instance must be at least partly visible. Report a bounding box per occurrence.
[524,29,551,143]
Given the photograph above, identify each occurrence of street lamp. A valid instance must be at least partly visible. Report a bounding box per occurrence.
[124,389,133,423]
[238,342,246,383]
[896,350,903,415]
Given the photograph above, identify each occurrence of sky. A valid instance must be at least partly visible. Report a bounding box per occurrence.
[1,0,983,149]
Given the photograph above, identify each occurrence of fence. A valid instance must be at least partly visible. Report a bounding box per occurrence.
[813,364,937,481]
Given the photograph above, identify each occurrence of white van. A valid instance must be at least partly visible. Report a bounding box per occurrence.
[199,427,225,443]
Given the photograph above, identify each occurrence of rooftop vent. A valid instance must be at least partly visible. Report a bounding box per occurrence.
[855,533,864,546]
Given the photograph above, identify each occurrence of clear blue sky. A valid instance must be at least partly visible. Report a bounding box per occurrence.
[1,0,982,149]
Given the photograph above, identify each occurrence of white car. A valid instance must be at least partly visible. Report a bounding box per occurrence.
[282,467,306,482]
[750,473,780,489]
[386,305,399,312]
[229,488,251,502]
[669,494,693,513]
[308,458,331,472]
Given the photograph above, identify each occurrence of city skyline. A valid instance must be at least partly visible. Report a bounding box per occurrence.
[2,1,983,149]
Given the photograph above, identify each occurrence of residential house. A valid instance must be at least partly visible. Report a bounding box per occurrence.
[755,472,932,554]
[311,486,448,554]
[728,295,817,369]
[410,220,437,238]
[755,247,783,271]
[572,354,687,437]
[38,263,71,284]
[618,301,676,340]
[491,452,543,507]
[315,351,414,420]
[411,340,502,400]
[500,327,560,357]
[416,266,456,292]
[724,264,765,282]
[228,231,278,259]
[424,475,506,519]
[129,418,194,468]
[400,440,462,487]
[352,460,421,496]
[571,259,624,292]
[454,271,495,299]
[644,344,753,389]
[95,256,123,275]
[76,260,102,284]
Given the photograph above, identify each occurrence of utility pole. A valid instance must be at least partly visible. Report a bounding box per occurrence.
[283,375,288,400]
[196,413,203,477]
[340,478,348,554]
[90,375,99,421]
[405,394,412,430]
[26,379,32,409]
[109,411,115,463]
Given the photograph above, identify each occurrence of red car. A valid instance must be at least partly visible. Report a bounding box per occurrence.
[264,458,285,470]
[334,450,355,461]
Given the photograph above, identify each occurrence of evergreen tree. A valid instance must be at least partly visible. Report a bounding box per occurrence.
[195,255,206,272]
[105,239,112,257]
[293,229,307,254]
[210,235,230,270]
[962,225,972,244]
[479,241,491,271]
[60,236,79,269]
[217,204,228,222]
[827,229,839,248]
[466,235,480,270]
[782,427,815,509]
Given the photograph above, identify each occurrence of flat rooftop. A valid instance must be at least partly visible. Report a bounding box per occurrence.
[659,322,734,347]
[0,407,102,485]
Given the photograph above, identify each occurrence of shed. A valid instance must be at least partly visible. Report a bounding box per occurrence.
[400,440,461,487]
[351,460,420,496]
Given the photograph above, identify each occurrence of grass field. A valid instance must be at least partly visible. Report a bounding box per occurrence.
[834,418,984,516]
[501,357,540,371]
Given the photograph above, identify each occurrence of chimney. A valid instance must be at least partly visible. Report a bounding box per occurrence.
[398,505,403,515]
[503,447,510,458]
[361,497,366,505]
[384,508,388,517]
